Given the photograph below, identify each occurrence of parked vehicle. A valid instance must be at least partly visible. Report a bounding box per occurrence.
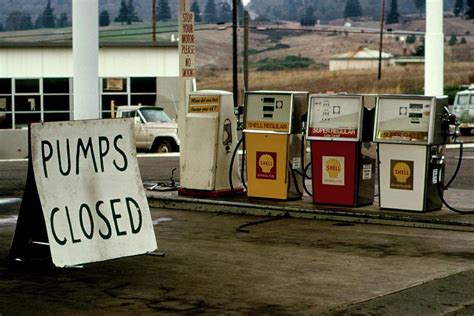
[452,85,474,136]
[114,105,180,153]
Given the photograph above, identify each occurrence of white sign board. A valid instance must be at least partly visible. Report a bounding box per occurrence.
[307,95,362,140]
[30,119,157,267]
[179,11,195,78]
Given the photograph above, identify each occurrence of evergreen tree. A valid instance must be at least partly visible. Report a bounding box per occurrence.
[461,37,467,44]
[300,5,316,26]
[115,0,129,25]
[56,12,69,28]
[454,0,464,16]
[99,10,111,27]
[36,0,56,29]
[219,1,232,23]
[127,0,141,24]
[413,0,424,17]
[191,1,202,23]
[448,35,458,45]
[406,34,416,44]
[466,0,474,18]
[157,0,171,22]
[344,0,362,19]
[386,0,400,24]
[204,0,218,23]
[0,22,3,32]
[5,11,33,31]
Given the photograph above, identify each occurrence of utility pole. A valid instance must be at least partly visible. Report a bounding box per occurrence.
[378,0,385,80]
[232,0,239,107]
[243,10,249,92]
[152,0,156,42]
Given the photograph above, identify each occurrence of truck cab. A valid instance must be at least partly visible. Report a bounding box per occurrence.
[115,105,180,152]
[453,85,474,136]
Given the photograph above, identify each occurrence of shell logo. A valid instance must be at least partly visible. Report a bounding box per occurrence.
[258,154,275,173]
[326,159,341,178]
[393,162,411,183]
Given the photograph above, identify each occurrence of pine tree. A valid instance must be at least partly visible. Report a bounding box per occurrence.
[127,0,141,24]
[36,0,56,29]
[56,12,69,28]
[157,0,171,22]
[454,0,464,16]
[99,10,111,27]
[448,35,458,45]
[300,5,316,26]
[191,1,202,23]
[466,0,474,18]
[413,0,424,17]
[204,0,218,23]
[219,1,232,23]
[386,0,400,24]
[115,0,129,25]
[344,0,362,19]
[5,11,33,31]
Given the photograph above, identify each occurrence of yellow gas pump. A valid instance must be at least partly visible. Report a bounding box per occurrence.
[244,91,308,200]
[179,90,243,197]
[374,95,449,212]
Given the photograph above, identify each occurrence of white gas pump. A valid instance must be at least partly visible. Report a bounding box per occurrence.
[179,90,243,197]
[374,95,449,212]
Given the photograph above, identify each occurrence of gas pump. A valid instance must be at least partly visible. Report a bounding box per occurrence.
[306,94,376,206]
[179,90,243,197]
[243,91,308,200]
[374,95,449,212]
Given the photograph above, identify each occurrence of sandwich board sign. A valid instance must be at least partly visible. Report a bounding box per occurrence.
[8,119,157,267]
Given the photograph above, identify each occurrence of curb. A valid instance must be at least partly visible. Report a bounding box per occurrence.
[147,193,474,232]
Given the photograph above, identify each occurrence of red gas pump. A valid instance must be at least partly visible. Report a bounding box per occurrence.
[306,94,376,206]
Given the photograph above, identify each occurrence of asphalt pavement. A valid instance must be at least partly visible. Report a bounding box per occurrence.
[0,142,474,314]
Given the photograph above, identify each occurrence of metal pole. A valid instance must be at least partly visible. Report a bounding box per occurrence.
[243,10,249,92]
[377,0,385,80]
[232,0,239,107]
[425,0,444,96]
[152,0,156,42]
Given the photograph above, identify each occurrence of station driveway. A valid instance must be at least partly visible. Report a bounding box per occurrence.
[1,208,474,314]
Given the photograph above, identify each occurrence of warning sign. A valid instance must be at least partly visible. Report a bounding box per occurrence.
[390,160,414,190]
[9,119,157,267]
[256,151,277,180]
[179,11,195,78]
[188,95,220,113]
[322,156,345,186]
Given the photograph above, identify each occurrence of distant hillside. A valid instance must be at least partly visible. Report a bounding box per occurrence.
[248,0,454,23]
[0,0,180,25]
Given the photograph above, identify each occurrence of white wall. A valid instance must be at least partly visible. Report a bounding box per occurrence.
[0,46,179,78]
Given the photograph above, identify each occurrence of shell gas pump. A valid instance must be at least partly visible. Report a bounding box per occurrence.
[178,90,243,197]
[374,95,449,212]
[306,94,376,206]
[243,91,308,200]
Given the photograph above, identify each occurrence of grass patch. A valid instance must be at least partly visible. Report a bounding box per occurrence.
[248,43,291,56]
[253,55,314,71]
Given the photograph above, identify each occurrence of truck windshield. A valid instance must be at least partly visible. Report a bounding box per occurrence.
[140,108,172,123]
[457,95,469,105]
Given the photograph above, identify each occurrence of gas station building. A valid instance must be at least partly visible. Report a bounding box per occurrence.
[0,41,180,130]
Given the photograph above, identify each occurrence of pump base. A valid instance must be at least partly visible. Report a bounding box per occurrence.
[178,187,245,198]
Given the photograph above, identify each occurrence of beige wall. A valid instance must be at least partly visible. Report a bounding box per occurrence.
[0,46,179,78]
[329,59,391,71]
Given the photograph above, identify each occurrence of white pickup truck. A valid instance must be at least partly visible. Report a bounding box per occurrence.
[115,105,180,153]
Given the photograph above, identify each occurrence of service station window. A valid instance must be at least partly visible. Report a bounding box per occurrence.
[0,78,71,129]
[101,77,157,118]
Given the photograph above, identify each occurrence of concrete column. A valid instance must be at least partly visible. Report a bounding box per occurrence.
[424,0,444,97]
[72,0,100,120]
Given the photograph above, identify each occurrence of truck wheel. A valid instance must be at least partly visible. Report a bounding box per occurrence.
[153,139,172,153]
[460,128,471,136]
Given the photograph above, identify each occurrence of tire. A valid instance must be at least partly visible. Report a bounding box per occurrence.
[460,128,471,136]
[153,139,173,153]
